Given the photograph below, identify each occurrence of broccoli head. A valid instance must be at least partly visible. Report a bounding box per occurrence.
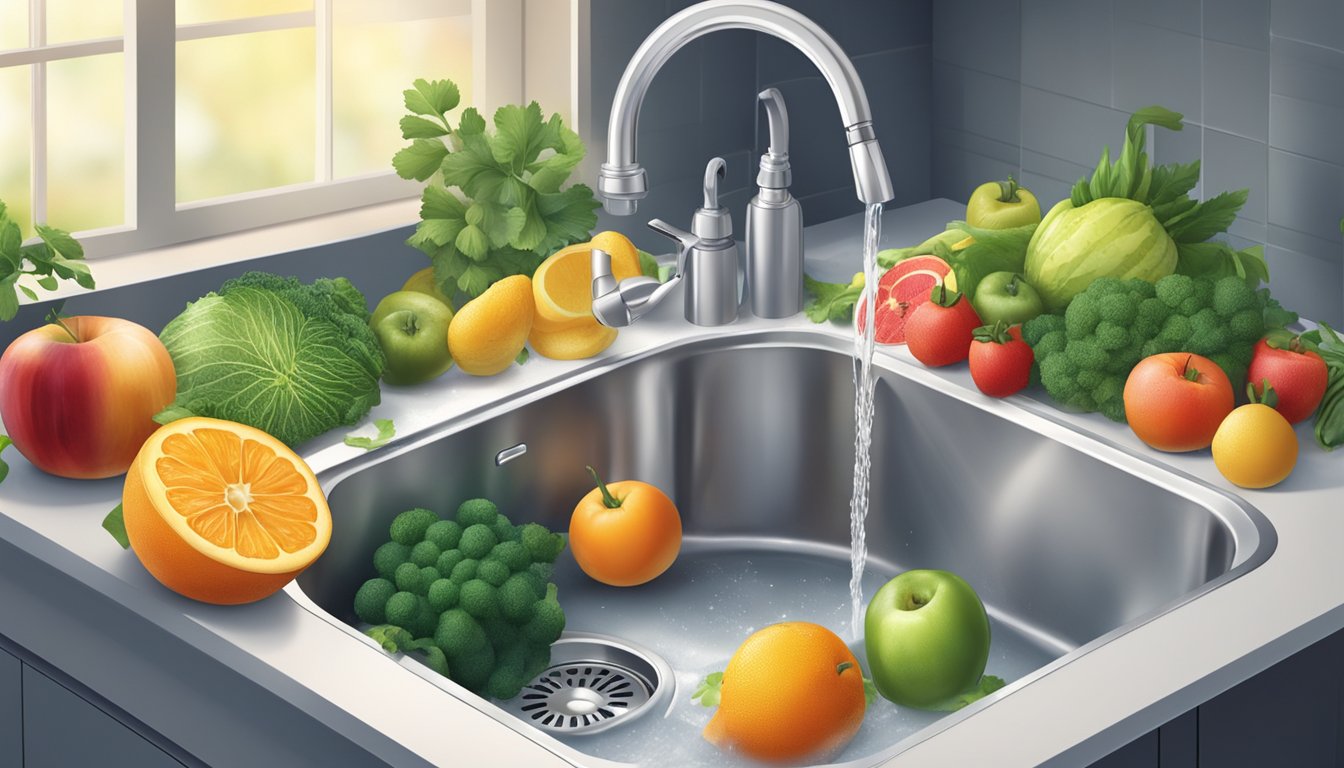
[498,573,539,624]
[410,540,441,568]
[436,549,465,578]
[456,498,499,527]
[523,584,566,645]
[372,541,411,580]
[520,524,566,563]
[435,609,487,657]
[489,541,531,573]
[490,514,520,543]
[459,524,498,559]
[384,591,420,630]
[390,508,439,546]
[477,558,510,587]
[353,578,396,625]
[460,579,499,619]
[427,578,460,613]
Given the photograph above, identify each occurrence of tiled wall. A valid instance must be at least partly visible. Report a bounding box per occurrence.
[932,0,1344,325]
[588,0,933,254]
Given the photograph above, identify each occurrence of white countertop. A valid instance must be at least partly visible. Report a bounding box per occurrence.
[1,199,1340,767]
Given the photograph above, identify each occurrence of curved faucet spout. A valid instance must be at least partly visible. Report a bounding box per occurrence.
[598,0,895,215]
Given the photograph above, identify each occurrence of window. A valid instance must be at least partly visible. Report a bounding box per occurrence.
[0,0,546,262]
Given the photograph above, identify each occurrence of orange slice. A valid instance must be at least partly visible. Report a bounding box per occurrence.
[533,231,643,329]
[122,417,332,605]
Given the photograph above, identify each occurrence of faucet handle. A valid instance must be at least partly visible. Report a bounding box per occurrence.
[648,218,700,277]
[591,245,681,328]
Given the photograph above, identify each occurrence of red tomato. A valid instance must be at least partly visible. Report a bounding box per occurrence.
[1247,337,1328,424]
[905,288,982,367]
[969,324,1034,397]
[1123,353,1234,452]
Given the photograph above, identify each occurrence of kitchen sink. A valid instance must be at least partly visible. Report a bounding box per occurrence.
[287,330,1275,767]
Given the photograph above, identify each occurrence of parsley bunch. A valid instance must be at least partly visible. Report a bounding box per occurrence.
[393,78,599,298]
[0,200,94,321]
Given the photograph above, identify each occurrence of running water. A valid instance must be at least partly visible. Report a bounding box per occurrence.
[848,202,883,640]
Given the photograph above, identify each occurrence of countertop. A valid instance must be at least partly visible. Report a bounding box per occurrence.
[0,198,1340,767]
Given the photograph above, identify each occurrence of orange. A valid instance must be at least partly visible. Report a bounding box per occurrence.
[122,417,332,605]
[1212,403,1299,488]
[533,231,642,330]
[704,622,866,763]
[447,275,535,376]
[569,467,681,586]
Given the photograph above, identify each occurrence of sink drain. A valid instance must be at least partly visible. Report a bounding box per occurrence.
[500,632,671,736]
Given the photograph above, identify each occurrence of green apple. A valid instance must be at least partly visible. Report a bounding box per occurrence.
[971,272,1045,327]
[864,569,991,708]
[371,291,455,385]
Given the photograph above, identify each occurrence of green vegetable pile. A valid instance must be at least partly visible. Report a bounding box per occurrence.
[0,199,94,321]
[393,77,600,298]
[355,500,567,700]
[157,271,385,446]
[1022,274,1295,422]
[1301,324,1344,450]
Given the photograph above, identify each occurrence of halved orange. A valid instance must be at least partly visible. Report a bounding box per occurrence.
[533,231,643,330]
[122,417,332,605]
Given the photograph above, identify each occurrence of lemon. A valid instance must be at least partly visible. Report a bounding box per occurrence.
[447,275,534,376]
[1211,404,1298,488]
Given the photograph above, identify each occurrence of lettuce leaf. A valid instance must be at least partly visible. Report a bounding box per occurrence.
[158,272,385,447]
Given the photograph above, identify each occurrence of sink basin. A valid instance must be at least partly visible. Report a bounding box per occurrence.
[288,330,1275,766]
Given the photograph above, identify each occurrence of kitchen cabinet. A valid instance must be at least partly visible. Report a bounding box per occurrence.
[1,647,20,767]
[22,664,184,768]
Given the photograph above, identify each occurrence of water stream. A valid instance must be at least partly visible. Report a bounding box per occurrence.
[848,202,884,640]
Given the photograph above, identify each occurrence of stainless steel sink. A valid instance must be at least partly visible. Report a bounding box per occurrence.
[288,330,1275,767]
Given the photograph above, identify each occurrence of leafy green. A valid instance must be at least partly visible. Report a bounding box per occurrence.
[804,273,864,323]
[102,504,130,550]
[365,624,449,677]
[344,419,396,451]
[394,77,599,299]
[941,221,1036,299]
[0,434,11,485]
[928,675,1007,711]
[158,272,385,447]
[692,671,723,708]
[0,200,95,321]
[1303,323,1344,450]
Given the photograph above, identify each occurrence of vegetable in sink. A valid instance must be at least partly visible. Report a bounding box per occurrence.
[356,500,567,700]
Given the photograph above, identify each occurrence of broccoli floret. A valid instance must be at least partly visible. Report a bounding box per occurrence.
[427,578,460,613]
[412,595,438,638]
[490,514,519,543]
[384,591,419,630]
[424,520,463,551]
[450,558,480,585]
[486,644,531,700]
[452,643,496,693]
[1186,308,1228,355]
[372,541,411,580]
[354,578,397,625]
[435,609,488,659]
[1156,273,1195,309]
[436,549,465,577]
[477,558,510,587]
[490,541,531,573]
[456,499,499,527]
[520,524,566,564]
[390,508,439,546]
[528,561,555,585]
[1094,321,1129,351]
[1212,276,1256,317]
[483,617,520,649]
[523,584,566,645]
[1228,308,1264,342]
[410,540,441,568]
[1064,297,1101,337]
[394,562,423,594]
[460,579,498,619]
[459,524,498,559]
[499,573,538,624]
[1096,293,1138,326]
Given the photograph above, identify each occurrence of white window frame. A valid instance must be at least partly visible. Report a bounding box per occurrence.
[1,0,561,263]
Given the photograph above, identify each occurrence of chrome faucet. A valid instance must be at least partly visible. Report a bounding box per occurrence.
[593,0,895,326]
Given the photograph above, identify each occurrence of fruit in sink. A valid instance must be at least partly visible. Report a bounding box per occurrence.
[970,271,1045,327]
[904,284,983,367]
[400,266,455,310]
[121,417,332,604]
[569,466,681,586]
[1213,384,1299,488]
[354,499,568,699]
[853,255,954,344]
[1123,352,1234,452]
[697,622,866,763]
[370,291,455,385]
[1246,333,1327,424]
[966,177,1041,230]
[969,321,1034,397]
[865,569,991,709]
[530,231,642,360]
[0,315,176,478]
[447,274,535,376]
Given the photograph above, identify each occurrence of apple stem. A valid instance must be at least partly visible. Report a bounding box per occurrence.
[586,465,623,509]
[1182,355,1201,383]
[997,176,1022,204]
[48,312,78,343]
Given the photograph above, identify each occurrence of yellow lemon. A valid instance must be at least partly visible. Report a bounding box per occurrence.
[447,275,535,376]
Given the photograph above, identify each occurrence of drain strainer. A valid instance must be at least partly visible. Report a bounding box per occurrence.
[500,632,671,736]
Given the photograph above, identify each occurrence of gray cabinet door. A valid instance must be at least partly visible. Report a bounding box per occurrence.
[22,665,183,768]
[0,648,19,767]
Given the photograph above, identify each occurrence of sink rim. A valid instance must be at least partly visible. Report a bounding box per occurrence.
[285,326,1278,768]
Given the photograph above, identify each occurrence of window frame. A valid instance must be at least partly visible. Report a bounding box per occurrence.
[2,0,542,261]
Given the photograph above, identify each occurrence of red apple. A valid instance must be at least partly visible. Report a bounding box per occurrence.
[1247,336,1328,424]
[0,316,176,479]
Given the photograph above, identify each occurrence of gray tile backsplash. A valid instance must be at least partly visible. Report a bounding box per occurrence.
[587,0,1341,324]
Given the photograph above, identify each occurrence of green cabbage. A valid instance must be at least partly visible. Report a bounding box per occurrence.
[157,272,385,446]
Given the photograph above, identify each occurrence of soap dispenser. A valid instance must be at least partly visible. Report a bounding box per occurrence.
[746,87,804,318]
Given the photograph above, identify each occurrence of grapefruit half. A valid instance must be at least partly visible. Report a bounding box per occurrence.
[855,255,954,344]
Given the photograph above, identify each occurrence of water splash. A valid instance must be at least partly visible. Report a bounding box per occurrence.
[848,202,883,640]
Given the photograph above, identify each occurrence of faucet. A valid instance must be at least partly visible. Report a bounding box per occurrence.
[592,0,895,325]
[597,0,894,216]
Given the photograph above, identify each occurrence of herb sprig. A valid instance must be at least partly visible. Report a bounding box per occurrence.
[0,201,95,320]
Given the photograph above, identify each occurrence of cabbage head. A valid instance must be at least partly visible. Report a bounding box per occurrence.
[157,272,385,446]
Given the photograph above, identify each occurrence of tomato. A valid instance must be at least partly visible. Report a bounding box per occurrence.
[1247,336,1328,424]
[1123,353,1234,452]
[905,286,982,367]
[569,467,682,587]
[969,323,1034,397]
